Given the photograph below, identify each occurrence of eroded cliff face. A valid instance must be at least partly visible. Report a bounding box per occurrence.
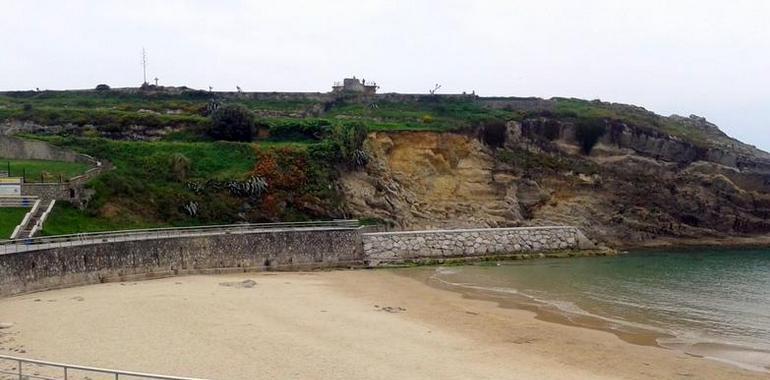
[341,132,520,229]
[340,120,770,248]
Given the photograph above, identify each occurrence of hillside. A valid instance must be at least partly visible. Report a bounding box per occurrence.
[2,87,769,247]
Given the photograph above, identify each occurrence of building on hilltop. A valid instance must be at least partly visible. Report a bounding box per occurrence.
[332,76,378,95]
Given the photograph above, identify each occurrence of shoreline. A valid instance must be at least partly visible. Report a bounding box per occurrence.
[617,236,770,250]
[401,265,770,374]
[0,270,765,379]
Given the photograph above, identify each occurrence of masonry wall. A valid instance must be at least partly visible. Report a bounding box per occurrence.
[362,226,593,265]
[21,182,75,200]
[0,228,363,297]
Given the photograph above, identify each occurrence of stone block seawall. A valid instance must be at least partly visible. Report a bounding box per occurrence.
[0,228,363,297]
[363,226,594,265]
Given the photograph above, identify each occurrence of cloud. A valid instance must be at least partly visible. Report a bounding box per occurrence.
[1,0,768,149]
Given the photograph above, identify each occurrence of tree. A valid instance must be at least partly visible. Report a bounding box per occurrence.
[208,104,256,142]
[95,84,110,91]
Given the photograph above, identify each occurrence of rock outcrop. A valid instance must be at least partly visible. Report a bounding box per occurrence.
[341,117,770,248]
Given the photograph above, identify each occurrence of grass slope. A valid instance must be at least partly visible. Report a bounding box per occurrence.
[41,202,158,236]
[0,158,89,182]
[0,208,28,239]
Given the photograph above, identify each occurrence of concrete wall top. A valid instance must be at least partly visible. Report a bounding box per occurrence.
[363,226,576,237]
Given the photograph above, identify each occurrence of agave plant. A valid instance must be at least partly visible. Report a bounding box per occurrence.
[183,201,199,217]
[226,176,268,197]
[352,149,369,168]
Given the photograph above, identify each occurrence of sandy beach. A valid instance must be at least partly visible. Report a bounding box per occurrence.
[0,270,765,380]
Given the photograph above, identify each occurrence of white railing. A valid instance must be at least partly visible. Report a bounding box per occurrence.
[0,220,361,255]
[29,200,55,238]
[9,199,40,240]
[0,354,207,380]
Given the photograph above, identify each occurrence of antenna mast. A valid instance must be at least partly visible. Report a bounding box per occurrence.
[141,48,148,85]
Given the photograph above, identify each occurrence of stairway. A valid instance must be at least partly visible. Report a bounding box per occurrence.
[14,200,55,239]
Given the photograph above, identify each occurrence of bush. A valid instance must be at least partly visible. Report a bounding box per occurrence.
[421,114,434,124]
[208,104,256,142]
[268,119,331,141]
[330,122,368,167]
[95,84,111,91]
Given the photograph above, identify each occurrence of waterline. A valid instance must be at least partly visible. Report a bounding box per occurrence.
[404,248,770,372]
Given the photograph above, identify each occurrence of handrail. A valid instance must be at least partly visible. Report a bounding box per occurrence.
[29,200,55,237]
[0,354,208,380]
[9,199,40,240]
[0,220,361,254]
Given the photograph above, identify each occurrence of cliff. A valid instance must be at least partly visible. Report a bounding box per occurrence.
[341,116,770,248]
[2,89,769,247]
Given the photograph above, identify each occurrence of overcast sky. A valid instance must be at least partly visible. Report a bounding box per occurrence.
[1,0,768,149]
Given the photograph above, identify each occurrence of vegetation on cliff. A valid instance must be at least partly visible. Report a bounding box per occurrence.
[2,88,768,245]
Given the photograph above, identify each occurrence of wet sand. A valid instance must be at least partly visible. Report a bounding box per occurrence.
[0,270,765,379]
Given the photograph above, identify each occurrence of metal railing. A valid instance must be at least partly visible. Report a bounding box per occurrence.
[0,220,361,255]
[0,354,207,380]
[9,199,40,240]
[29,200,55,238]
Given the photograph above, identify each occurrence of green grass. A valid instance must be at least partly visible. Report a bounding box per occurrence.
[0,158,89,182]
[0,90,715,148]
[41,203,160,236]
[34,137,343,233]
[22,136,259,231]
[323,98,518,132]
[35,136,257,180]
[0,208,29,239]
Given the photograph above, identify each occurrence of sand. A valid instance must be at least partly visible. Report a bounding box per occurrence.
[0,270,765,380]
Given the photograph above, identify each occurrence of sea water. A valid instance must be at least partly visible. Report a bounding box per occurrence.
[420,248,770,372]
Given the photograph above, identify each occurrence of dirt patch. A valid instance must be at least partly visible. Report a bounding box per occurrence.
[218,279,257,288]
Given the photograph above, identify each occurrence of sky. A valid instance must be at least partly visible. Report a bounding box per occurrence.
[1,0,769,150]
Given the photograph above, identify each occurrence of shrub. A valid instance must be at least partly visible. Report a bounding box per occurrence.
[330,122,368,167]
[95,84,111,91]
[268,119,331,141]
[208,104,256,142]
[421,114,434,124]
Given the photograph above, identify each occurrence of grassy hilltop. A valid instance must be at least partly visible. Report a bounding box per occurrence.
[1,87,764,244]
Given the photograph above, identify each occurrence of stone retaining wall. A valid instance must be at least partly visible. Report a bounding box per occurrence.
[0,228,363,297]
[0,225,597,297]
[362,226,593,265]
[0,135,94,164]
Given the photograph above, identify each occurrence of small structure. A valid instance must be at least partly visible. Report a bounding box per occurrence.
[0,178,21,196]
[332,76,378,95]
